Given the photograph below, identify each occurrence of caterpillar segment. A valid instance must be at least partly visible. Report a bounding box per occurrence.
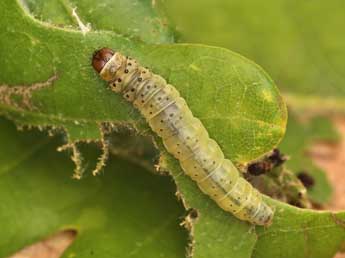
[92,48,274,226]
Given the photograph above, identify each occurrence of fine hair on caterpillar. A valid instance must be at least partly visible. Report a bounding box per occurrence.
[92,47,274,226]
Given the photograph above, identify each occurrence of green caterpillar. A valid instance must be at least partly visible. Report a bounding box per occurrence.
[92,48,273,226]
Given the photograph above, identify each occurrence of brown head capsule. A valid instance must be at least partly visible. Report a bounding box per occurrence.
[92,48,115,73]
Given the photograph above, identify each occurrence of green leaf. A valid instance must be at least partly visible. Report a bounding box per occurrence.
[2,121,345,258]
[254,199,345,258]
[0,1,286,257]
[23,0,174,44]
[0,117,187,258]
[163,0,345,114]
[163,139,345,258]
[0,0,286,164]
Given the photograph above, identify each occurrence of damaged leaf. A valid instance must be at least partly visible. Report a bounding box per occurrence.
[0,117,187,258]
[0,1,286,175]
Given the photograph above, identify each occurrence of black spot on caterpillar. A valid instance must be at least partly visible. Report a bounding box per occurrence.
[92,48,274,226]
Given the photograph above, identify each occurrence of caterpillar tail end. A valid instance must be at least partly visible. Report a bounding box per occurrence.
[253,203,274,226]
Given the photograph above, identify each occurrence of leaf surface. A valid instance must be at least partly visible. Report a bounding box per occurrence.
[0,117,187,258]
[0,0,287,163]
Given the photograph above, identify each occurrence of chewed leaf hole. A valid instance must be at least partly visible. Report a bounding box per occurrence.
[0,74,58,111]
[8,229,77,258]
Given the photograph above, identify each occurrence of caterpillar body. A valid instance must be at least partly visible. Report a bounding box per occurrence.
[92,48,273,226]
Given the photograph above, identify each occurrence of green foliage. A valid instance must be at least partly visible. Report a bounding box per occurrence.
[24,0,174,44]
[164,0,345,113]
[0,118,186,258]
[0,1,344,258]
[0,0,285,164]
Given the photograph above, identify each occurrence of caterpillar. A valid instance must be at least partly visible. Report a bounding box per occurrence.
[92,48,274,226]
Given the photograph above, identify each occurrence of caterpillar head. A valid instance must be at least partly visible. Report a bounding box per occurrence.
[92,48,126,91]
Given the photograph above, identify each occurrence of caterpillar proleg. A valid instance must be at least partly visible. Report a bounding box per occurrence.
[92,48,273,226]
